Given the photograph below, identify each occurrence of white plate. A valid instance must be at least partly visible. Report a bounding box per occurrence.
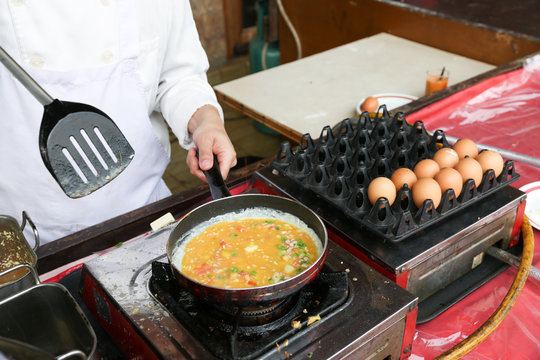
[519,181,540,230]
[356,93,418,114]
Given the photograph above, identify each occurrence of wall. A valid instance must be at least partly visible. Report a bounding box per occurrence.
[190,0,228,66]
[278,0,540,66]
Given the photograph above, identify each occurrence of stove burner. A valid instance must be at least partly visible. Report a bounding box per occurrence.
[149,262,350,360]
[208,296,297,326]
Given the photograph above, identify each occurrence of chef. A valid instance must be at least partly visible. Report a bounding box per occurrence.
[0,0,237,244]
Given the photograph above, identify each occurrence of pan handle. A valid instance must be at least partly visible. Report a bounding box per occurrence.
[196,149,231,199]
[0,46,54,106]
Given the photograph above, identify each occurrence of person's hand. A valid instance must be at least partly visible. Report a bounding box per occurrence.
[186,105,237,182]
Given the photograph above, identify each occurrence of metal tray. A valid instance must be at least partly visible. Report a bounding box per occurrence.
[0,265,96,359]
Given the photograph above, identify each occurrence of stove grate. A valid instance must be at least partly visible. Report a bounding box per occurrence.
[149,261,350,360]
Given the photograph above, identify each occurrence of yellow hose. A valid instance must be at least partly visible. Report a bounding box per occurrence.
[434,215,535,359]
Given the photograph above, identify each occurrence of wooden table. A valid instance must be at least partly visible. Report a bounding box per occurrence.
[214,33,494,143]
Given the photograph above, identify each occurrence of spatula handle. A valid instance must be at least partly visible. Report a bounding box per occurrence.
[196,149,232,199]
[0,46,54,106]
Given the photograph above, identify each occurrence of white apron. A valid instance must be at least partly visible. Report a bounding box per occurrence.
[0,1,171,244]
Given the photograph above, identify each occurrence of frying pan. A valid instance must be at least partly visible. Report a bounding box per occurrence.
[166,160,328,307]
[0,46,134,199]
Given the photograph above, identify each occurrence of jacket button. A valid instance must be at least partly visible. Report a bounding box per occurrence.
[101,51,114,64]
[29,55,44,68]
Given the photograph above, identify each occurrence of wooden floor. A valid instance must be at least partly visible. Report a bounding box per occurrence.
[162,57,285,194]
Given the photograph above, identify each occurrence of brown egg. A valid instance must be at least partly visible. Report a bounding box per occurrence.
[361,96,379,113]
[413,159,440,179]
[454,157,483,186]
[433,147,459,169]
[476,150,504,177]
[390,168,417,191]
[434,167,463,197]
[412,178,442,208]
[452,138,478,159]
[368,177,396,205]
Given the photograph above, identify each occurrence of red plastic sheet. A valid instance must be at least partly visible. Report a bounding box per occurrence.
[407,55,540,359]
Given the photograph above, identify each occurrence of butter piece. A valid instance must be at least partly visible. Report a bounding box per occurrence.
[150,213,176,231]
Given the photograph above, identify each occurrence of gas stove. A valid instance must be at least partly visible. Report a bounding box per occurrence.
[80,223,417,360]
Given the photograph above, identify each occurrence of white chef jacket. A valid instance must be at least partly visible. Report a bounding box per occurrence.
[0,0,223,156]
[0,0,224,244]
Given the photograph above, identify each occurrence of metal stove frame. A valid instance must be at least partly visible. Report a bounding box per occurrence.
[80,223,417,360]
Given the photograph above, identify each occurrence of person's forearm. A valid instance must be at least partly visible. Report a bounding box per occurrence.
[156,0,223,149]
[188,104,222,135]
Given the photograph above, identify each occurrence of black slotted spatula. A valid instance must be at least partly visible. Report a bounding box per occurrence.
[0,46,135,198]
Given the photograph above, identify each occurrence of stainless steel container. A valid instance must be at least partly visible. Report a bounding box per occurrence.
[0,266,97,359]
[0,211,39,300]
[0,335,57,360]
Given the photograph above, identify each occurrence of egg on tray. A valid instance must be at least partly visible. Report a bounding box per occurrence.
[413,159,440,179]
[476,150,504,177]
[434,167,463,197]
[368,177,396,206]
[454,156,483,187]
[433,147,459,169]
[452,138,478,159]
[412,178,442,208]
[390,168,417,191]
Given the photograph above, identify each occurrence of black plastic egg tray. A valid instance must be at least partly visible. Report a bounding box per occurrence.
[270,106,520,243]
